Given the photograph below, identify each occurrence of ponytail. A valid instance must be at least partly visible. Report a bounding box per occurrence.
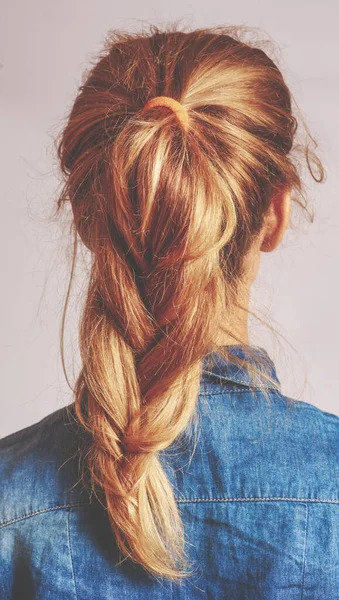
[54,23,324,581]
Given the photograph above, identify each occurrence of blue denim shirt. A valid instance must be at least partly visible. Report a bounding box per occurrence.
[1,345,339,599]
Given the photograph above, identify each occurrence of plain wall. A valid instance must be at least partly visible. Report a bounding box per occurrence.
[1,0,338,437]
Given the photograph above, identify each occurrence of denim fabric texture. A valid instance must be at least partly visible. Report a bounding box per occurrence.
[1,344,339,599]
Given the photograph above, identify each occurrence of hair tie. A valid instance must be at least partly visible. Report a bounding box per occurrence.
[141,96,189,131]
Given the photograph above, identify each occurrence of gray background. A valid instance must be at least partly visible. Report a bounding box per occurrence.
[1,1,338,438]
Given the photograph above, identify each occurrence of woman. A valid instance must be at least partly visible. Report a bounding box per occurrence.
[1,23,338,599]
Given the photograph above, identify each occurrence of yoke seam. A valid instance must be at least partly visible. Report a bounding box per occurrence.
[0,502,91,529]
[174,496,339,504]
[1,497,338,529]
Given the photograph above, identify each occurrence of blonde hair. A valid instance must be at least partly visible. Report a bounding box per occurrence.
[54,23,325,581]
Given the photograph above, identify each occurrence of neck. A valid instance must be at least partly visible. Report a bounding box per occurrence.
[216,284,251,347]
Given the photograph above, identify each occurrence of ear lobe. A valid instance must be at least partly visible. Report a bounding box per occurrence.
[260,188,291,253]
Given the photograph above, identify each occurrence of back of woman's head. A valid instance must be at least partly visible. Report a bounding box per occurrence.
[54,23,324,581]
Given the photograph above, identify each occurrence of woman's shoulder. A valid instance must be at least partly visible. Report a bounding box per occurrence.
[0,404,91,530]
[168,386,339,503]
[0,403,81,460]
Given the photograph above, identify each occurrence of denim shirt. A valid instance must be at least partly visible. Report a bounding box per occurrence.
[1,345,339,599]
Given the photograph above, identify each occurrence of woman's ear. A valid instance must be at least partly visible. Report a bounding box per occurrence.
[260,187,291,252]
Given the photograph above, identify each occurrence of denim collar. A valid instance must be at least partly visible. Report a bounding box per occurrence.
[201,345,281,391]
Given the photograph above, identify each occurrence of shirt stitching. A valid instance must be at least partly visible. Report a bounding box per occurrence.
[67,508,78,600]
[301,503,309,600]
[174,497,339,504]
[200,386,280,394]
[0,502,90,529]
[0,497,338,530]
[204,382,281,394]
[201,379,279,392]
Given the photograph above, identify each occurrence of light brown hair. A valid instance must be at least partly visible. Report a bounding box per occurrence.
[53,23,324,581]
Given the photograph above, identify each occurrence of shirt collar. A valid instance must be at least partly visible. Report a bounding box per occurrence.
[201,344,281,391]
